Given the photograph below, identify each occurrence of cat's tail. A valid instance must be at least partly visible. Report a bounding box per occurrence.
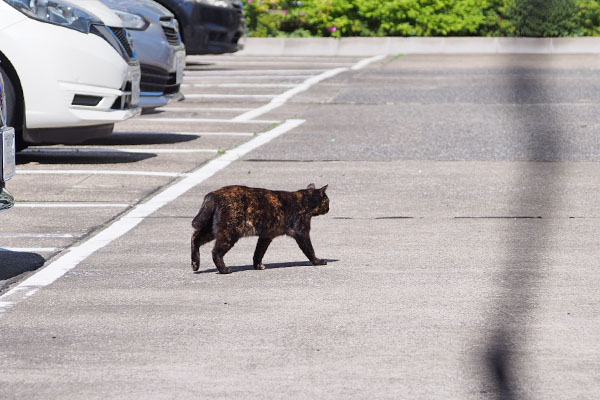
[192,195,215,231]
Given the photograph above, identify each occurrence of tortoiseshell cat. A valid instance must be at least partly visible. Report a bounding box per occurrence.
[191,183,329,274]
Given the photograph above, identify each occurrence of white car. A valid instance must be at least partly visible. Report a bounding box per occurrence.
[0,0,141,148]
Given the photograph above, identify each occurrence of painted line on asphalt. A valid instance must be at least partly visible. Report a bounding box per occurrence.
[184,69,326,75]
[232,55,385,122]
[187,60,355,67]
[112,131,255,137]
[182,94,278,100]
[232,68,347,122]
[14,203,129,208]
[187,55,362,61]
[154,107,254,112]
[117,149,218,154]
[182,83,297,88]
[21,148,218,154]
[184,75,314,81]
[17,169,187,177]
[351,55,387,70]
[133,117,279,124]
[0,119,305,316]
[0,233,73,238]
[0,248,60,253]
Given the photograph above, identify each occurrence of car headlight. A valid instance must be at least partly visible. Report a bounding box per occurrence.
[197,0,230,7]
[3,0,101,33]
[111,9,149,31]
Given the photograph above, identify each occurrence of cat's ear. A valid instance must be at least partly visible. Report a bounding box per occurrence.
[319,185,328,195]
[307,183,316,190]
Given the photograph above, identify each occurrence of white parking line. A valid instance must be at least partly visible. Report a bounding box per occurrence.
[15,203,129,208]
[182,83,297,88]
[0,233,73,238]
[188,56,362,62]
[113,131,254,137]
[182,94,278,100]
[133,117,279,124]
[184,69,327,75]
[0,119,305,316]
[232,55,386,122]
[184,75,315,81]
[0,248,60,253]
[17,170,187,177]
[233,68,348,122]
[117,149,219,154]
[351,55,387,70]
[21,148,219,154]
[187,61,355,67]
[154,107,254,112]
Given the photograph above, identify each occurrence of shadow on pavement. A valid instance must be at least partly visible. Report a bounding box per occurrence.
[84,132,198,146]
[196,259,339,274]
[16,151,157,165]
[483,56,565,398]
[0,250,46,289]
[185,61,216,67]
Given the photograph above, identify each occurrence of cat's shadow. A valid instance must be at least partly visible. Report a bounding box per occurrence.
[195,259,339,274]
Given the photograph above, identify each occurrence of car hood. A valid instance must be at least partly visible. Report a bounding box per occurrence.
[77,0,124,27]
[100,0,174,18]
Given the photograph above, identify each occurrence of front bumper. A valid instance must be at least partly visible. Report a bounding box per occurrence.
[138,49,186,110]
[0,16,142,132]
[139,91,184,109]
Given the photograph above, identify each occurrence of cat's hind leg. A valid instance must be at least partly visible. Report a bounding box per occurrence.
[253,237,272,270]
[212,233,239,274]
[191,230,215,271]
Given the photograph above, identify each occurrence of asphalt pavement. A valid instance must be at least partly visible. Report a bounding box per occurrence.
[1,54,599,399]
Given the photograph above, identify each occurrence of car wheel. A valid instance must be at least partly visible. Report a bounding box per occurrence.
[0,65,27,150]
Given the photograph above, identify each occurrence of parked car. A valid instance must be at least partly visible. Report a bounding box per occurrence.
[0,0,141,148]
[151,0,244,55]
[0,68,16,212]
[100,0,186,110]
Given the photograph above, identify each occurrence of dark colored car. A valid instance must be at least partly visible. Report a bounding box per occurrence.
[151,0,244,55]
[101,0,186,109]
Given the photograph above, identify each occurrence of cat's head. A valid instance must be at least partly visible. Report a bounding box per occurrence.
[306,183,329,216]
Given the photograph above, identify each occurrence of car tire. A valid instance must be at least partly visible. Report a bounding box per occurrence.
[0,65,27,151]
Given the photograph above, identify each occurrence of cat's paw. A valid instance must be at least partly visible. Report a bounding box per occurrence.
[191,261,200,272]
[254,263,266,270]
[312,258,327,266]
[218,267,232,275]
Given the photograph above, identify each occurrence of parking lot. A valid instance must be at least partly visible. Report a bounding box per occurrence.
[0,54,371,290]
[2,53,600,398]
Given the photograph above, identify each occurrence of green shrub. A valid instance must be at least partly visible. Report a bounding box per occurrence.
[578,0,600,35]
[354,0,491,36]
[508,0,581,36]
[241,0,600,37]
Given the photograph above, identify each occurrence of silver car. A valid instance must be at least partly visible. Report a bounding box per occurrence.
[0,67,16,212]
[101,0,186,110]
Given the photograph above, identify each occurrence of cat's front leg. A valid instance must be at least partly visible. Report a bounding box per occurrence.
[293,234,327,266]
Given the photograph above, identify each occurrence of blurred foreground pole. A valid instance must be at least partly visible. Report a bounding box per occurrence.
[484,3,569,395]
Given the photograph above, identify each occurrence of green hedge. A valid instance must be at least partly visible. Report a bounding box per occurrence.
[242,0,600,37]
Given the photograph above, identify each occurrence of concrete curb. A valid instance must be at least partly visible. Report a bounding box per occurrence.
[238,37,600,56]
